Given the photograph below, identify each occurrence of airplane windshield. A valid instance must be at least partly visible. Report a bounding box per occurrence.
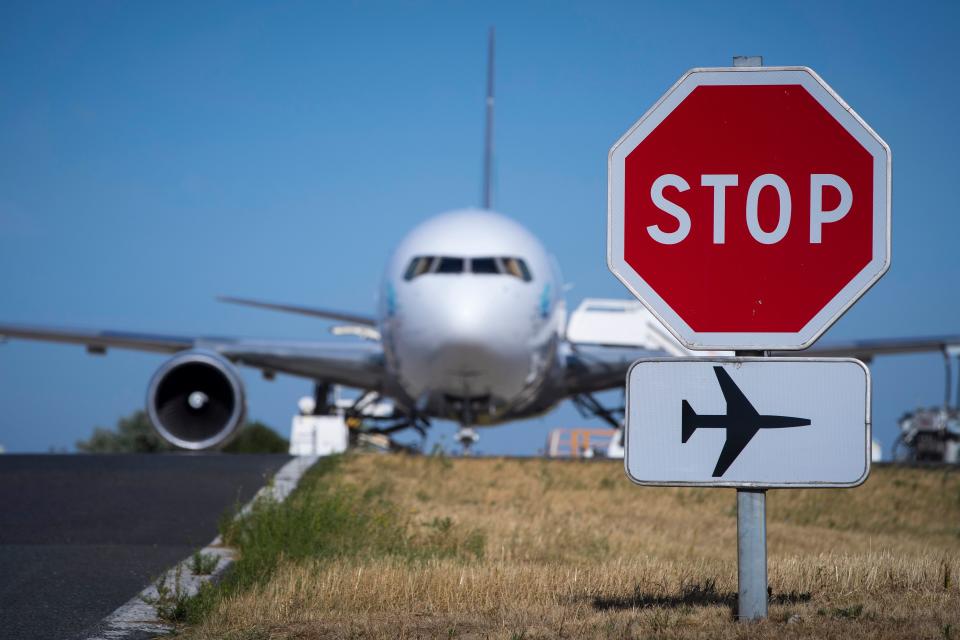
[501,257,532,281]
[470,257,500,274]
[403,256,435,280]
[435,257,465,273]
[403,256,532,281]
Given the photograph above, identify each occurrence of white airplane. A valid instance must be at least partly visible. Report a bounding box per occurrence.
[2,31,959,453]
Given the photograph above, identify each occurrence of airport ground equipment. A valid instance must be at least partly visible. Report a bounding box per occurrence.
[545,428,618,458]
[889,344,960,463]
[287,386,428,455]
[609,58,890,621]
[893,407,960,463]
[289,415,349,456]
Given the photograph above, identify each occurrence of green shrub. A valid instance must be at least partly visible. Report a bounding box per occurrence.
[184,455,487,623]
[76,410,288,454]
[223,421,288,453]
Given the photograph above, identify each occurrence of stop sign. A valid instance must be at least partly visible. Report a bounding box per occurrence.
[608,67,890,350]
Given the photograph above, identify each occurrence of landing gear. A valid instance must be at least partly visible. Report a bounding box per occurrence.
[453,391,483,455]
[572,392,624,429]
[313,383,334,415]
[343,391,431,452]
[363,415,430,443]
[297,383,335,416]
[573,391,627,458]
[455,426,479,454]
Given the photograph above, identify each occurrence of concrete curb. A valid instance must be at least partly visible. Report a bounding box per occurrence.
[83,455,319,640]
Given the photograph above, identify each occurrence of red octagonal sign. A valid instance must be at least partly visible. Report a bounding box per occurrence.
[608,67,891,350]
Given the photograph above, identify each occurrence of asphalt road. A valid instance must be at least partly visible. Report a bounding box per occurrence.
[0,454,291,640]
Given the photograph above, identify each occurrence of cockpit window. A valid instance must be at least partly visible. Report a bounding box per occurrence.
[403,255,532,281]
[403,256,435,281]
[435,257,465,274]
[470,257,500,274]
[501,257,532,282]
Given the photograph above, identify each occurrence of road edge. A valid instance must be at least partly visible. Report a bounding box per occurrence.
[82,455,319,640]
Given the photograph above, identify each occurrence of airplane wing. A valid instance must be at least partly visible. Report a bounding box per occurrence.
[562,298,709,395]
[0,322,386,391]
[562,343,663,395]
[712,426,759,477]
[563,333,960,397]
[712,367,758,417]
[216,295,377,327]
[779,335,960,361]
[563,299,960,398]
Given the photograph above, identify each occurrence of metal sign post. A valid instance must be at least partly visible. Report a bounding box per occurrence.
[737,488,767,619]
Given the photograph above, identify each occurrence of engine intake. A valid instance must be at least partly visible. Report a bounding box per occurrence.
[146,350,246,450]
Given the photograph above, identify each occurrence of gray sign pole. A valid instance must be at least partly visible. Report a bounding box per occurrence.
[730,54,769,622]
[737,488,767,619]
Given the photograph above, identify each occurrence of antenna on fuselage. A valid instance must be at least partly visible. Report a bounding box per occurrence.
[481,26,495,210]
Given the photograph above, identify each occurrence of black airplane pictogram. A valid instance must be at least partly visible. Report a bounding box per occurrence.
[682,366,811,477]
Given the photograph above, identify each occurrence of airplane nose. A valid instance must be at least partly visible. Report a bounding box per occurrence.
[414,282,530,393]
[391,278,538,404]
[435,293,506,374]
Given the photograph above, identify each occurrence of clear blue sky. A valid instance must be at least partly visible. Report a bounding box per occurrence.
[1,1,958,455]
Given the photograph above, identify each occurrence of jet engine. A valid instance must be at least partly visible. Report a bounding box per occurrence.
[146,350,246,450]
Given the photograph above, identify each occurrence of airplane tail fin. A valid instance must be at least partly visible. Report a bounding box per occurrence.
[681,400,697,443]
[481,26,495,210]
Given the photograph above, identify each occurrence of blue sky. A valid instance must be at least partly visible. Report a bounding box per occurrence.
[1,1,958,455]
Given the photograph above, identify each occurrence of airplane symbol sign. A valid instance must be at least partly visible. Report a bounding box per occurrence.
[682,367,811,477]
[624,357,870,488]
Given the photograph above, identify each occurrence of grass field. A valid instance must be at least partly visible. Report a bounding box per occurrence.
[178,455,960,639]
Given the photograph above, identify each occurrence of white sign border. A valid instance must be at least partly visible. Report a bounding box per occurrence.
[623,356,872,489]
[608,67,892,351]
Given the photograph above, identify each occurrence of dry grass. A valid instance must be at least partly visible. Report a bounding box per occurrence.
[182,456,960,639]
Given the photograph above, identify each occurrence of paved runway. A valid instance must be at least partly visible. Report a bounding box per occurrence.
[0,453,290,640]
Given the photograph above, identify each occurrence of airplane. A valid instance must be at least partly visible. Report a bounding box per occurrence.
[0,29,652,453]
[1,30,960,455]
[682,367,811,477]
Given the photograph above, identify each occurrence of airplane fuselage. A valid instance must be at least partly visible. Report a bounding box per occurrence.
[378,208,566,426]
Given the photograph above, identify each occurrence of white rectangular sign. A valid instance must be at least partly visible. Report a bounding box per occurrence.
[625,357,870,487]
